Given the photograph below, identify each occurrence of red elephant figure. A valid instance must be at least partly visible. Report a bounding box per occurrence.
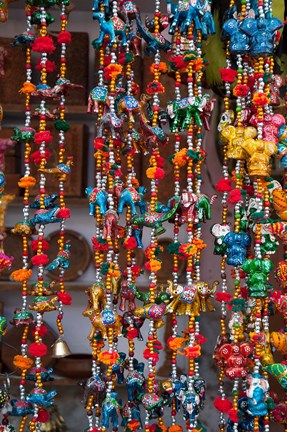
[103,209,119,239]
[119,280,136,311]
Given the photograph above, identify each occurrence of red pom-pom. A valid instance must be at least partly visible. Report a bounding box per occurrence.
[29,342,47,357]
[215,292,232,302]
[92,237,109,251]
[155,155,165,167]
[216,178,233,193]
[30,149,51,164]
[31,239,49,251]
[214,397,233,413]
[240,286,248,299]
[57,292,72,305]
[34,130,53,145]
[154,167,165,179]
[123,237,137,250]
[57,208,70,218]
[37,409,50,423]
[228,189,242,204]
[57,31,72,44]
[228,408,239,422]
[233,84,250,97]
[31,36,56,54]
[195,333,207,345]
[220,68,237,83]
[31,324,48,337]
[35,58,56,73]
[31,253,49,266]
[126,328,138,339]
[242,184,254,196]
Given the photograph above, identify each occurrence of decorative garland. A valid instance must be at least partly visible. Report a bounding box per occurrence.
[1,0,287,431]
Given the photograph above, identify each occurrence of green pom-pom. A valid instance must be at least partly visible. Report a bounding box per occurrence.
[54,120,70,132]
[231,298,246,312]
[186,150,201,162]
[167,242,181,254]
[100,263,109,275]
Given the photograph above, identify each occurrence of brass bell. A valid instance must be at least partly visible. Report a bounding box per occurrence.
[51,337,72,358]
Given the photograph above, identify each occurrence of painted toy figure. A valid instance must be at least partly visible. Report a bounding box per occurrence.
[92,12,127,47]
[38,157,73,182]
[85,187,108,216]
[126,362,145,401]
[45,241,71,271]
[223,231,251,266]
[220,125,257,160]
[29,296,58,313]
[82,307,122,339]
[246,373,269,416]
[135,13,171,55]
[240,16,282,56]
[87,85,108,113]
[242,139,277,177]
[210,223,231,255]
[26,388,57,407]
[101,391,122,429]
[242,258,274,298]
[167,94,212,132]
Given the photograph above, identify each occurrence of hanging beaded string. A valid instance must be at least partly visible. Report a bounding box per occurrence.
[86,3,108,429]
[53,0,72,341]
[18,6,33,429]
[143,1,164,430]
[28,5,54,431]
[169,25,183,429]
[213,1,235,428]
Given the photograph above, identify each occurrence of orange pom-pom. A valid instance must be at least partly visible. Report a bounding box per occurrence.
[98,350,119,365]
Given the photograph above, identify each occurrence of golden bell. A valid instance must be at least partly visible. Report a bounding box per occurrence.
[51,337,72,358]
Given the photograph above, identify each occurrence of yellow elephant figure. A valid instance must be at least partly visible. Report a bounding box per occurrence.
[82,308,122,340]
[220,125,257,160]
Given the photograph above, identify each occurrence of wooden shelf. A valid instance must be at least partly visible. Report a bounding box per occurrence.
[0,281,91,292]
[3,104,88,115]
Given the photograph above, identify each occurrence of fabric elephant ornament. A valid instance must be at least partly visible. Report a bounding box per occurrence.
[85,186,108,216]
[275,260,287,289]
[103,209,119,239]
[242,138,277,177]
[242,258,274,298]
[122,310,145,341]
[101,391,122,429]
[246,373,269,417]
[182,390,200,427]
[218,342,253,379]
[167,94,211,132]
[119,280,136,311]
[126,363,145,402]
[221,16,250,56]
[220,125,257,160]
[112,352,126,384]
[223,231,251,267]
[227,396,265,432]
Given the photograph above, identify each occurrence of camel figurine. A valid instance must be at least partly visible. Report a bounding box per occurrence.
[38,157,73,182]
[82,308,122,340]
[85,282,106,313]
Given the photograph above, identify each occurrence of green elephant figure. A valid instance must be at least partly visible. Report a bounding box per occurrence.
[242,258,274,298]
[167,94,211,132]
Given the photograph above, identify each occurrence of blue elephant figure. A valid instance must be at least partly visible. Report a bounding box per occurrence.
[126,363,145,402]
[8,399,34,416]
[182,390,200,427]
[227,396,264,432]
[112,352,126,384]
[223,231,251,267]
[169,1,202,35]
[222,18,250,56]
[172,374,188,411]
[121,402,142,428]
[102,391,122,429]
[117,186,146,215]
[196,0,215,39]
[85,186,108,216]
